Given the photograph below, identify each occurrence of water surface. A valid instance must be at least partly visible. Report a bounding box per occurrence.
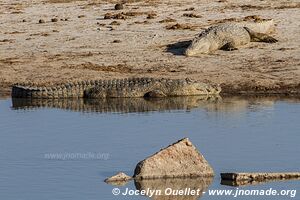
[0,96,299,199]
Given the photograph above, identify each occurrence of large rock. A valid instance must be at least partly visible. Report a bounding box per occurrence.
[134,138,214,179]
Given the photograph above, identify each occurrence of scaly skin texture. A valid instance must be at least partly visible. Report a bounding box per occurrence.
[185,19,278,56]
[11,77,221,98]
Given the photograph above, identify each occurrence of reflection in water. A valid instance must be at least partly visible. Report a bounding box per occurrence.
[199,96,300,113]
[10,96,300,114]
[134,177,213,200]
[11,96,220,113]
[0,91,10,99]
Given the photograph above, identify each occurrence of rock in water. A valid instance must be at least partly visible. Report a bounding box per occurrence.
[134,138,214,179]
[104,172,132,185]
[221,172,300,182]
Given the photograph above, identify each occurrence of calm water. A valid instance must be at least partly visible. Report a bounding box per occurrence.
[0,96,299,200]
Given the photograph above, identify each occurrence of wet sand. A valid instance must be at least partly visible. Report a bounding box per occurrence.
[0,0,299,95]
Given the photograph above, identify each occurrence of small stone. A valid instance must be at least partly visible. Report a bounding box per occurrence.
[183,13,202,18]
[104,12,127,20]
[97,22,106,26]
[39,19,45,24]
[51,18,58,22]
[105,172,132,184]
[147,13,157,19]
[159,18,177,23]
[115,3,124,10]
[110,21,121,26]
[134,138,214,179]
[184,7,195,11]
[112,39,121,43]
[22,19,26,22]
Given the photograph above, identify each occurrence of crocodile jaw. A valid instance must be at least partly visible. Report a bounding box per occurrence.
[185,38,211,56]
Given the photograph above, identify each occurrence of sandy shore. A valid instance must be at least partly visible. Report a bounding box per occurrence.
[0,0,299,95]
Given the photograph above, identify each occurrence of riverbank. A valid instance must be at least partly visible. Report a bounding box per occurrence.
[0,0,299,95]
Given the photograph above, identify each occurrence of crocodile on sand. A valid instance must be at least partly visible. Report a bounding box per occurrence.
[12,77,221,98]
[185,19,278,56]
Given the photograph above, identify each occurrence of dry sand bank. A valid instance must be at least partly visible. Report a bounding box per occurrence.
[0,0,299,95]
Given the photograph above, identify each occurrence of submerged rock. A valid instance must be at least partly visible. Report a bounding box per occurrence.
[134,138,214,179]
[104,172,132,185]
[221,177,300,187]
[221,172,300,181]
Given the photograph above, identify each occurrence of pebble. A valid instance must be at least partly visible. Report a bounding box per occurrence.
[115,3,124,10]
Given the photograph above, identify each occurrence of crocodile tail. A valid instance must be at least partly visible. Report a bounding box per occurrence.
[11,83,85,98]
[12,85,59,98]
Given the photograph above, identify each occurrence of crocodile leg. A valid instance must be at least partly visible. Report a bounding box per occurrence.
[144,90,167,98]
[254,33,278,43]
[221,42,238,51]
[244,27,278,43]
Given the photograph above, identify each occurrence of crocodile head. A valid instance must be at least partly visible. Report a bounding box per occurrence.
[184,37,211,56]
[171,80,221,96]
[188,82,221,95]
